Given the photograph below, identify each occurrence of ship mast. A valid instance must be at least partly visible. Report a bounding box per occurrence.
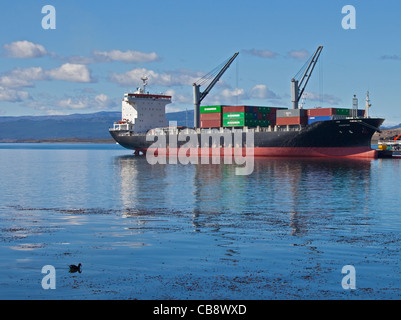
[141,76,148,93]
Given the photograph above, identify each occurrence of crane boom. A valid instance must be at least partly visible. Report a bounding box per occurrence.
[291,46,323,109]
[193,52,239,128]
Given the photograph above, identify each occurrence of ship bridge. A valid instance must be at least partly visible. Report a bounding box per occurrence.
[112,76,171,133]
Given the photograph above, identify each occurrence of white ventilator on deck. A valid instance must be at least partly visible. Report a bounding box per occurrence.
[365,91,371,118]
[352,94,358,117]
[113,76,172,133]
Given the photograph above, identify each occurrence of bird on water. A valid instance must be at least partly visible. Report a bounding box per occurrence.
[69,263,82,273]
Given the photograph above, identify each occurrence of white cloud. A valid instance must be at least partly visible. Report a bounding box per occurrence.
[0,67,45,88]
[94,93,109,105]
[47,63,93,83]
[288,49,309,61]
[0,86,30,102]
[164,89,191,104]
[110,68,202,87]
[220,88,245,99]
[250,84,280,99]
[242,49,277,58]
[93,50,160,63]
[202,88,245,105]
[3,40,48,58]
[56,93,113,110]
[0,64,94,89]
[302,91,341,105]
[58,97,88,110]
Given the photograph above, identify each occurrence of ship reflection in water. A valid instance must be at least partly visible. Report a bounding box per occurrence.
[112,154,401,299]
[116,155,373,236]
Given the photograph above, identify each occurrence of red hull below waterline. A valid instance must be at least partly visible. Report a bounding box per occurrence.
[137,146,378,159]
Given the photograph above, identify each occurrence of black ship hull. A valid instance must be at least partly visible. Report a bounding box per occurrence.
[110,118,384,159]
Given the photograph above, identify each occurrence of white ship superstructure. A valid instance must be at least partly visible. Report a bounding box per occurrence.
[112,76,171,133]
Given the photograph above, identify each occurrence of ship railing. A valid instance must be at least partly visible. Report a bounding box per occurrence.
[276,125,303,132]
[112,122,131,131]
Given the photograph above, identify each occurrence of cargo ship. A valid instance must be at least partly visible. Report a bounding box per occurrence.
[109,47,385,159]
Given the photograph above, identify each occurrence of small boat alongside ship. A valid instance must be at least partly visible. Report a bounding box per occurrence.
[109,46,387,159]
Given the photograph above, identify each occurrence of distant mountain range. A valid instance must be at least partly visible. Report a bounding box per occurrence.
[383,123,401,130]
[0,110,194,141]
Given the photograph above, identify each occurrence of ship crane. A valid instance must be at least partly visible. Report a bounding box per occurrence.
[193,52,239,128]
[291,46,323,109]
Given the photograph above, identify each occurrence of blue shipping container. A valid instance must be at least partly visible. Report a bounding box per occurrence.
[308,115,332,124]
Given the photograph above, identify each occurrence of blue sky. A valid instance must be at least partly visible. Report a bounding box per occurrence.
[0,0,401,125]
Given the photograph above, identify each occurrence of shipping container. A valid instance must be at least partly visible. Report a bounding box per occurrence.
[222,106,261,113]
[258,107,271,114]
[223,119,245,127]
[222,106,246,113]
[277,116,308,126]
[222,105,287,114]
[222,112,245,120]
[222,119,271,127]
[200,105,223,113]
[307,108,336,117]
[200,113,222,121]
[336,108,351,116]
[307,115,332,124]
[266,113,276,121]
[245,112,254,120]
[277,109,307,118]
[332,115,348,120]
[200,119,221,128]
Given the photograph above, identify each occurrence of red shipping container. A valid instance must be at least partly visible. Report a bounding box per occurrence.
[200,113,221,121]
[222,106,246,113]
[307,108,336,117]
[276,116,307,126]
[200,120,221,128]
[266,113,276,121]
[257,113,264,120]
[269,107,286,113]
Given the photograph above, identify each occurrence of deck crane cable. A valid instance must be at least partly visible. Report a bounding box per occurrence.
[192,52,239,128]
[294,54,313,81]
[195,56,233,87]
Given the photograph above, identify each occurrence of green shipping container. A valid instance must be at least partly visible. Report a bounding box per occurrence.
[245,112,254,120]
[258,107,271,114]
[200,105,222,113]
[223,119,245,127]
[222,119,271,127]
[336,108,350,116]
[223,112,245,120]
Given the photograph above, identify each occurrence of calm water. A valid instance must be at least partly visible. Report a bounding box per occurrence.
[0,143,401,300]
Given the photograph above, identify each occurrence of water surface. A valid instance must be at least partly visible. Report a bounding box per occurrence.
[0,143,401,299]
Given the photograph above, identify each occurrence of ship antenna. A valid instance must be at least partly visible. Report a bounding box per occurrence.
[141,76,148,93]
